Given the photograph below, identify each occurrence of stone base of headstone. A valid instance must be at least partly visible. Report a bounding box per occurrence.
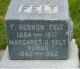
[0,39,79,68]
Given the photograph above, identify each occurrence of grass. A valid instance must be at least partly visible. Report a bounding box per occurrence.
[69,0,80,48]
[0,0,80,49]
[0,0,10,49]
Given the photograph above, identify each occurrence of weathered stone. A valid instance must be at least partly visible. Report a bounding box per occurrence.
[6,0,73,60]
[0,39,79,68]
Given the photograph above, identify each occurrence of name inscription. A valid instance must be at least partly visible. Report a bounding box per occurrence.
[18,5,58,13]
[7,20,68,59]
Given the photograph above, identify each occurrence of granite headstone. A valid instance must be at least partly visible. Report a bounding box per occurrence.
[6,0,73,60]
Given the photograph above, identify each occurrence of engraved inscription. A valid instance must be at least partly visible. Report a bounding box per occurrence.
[18,5,58,13]
[7,20,68,59]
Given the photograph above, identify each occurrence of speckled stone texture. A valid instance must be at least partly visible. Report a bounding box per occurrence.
[6,0,73,60]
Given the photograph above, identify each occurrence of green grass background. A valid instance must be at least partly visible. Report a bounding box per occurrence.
[0,0,80,49]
